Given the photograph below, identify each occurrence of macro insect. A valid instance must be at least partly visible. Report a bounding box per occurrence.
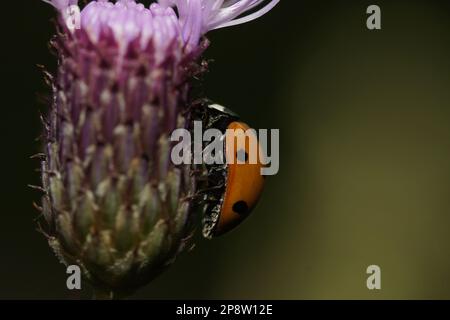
[197,104,266,238]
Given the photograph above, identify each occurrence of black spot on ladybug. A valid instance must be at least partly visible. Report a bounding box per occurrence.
[236,149,248,163]
[232,201,249,215]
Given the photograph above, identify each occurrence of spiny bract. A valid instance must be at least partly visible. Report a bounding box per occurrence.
[39,0,279,296]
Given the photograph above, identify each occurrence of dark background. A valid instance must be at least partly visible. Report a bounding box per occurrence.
[2,0,450,299]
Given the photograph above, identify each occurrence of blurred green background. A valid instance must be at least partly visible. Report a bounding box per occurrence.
[2,0,450,299]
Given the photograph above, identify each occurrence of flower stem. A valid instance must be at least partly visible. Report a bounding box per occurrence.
[92,288,114,300]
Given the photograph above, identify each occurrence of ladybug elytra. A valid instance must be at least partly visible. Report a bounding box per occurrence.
[199,104,266,238]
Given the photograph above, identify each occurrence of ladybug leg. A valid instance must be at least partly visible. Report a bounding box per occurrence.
[196,184,225,195]
[190,167,208,177]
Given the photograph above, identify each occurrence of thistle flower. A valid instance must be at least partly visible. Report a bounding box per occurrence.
[39,0,279,297]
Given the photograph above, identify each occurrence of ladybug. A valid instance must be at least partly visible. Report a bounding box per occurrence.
[199,104,265,238]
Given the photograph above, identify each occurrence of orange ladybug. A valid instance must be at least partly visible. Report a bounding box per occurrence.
[201,104,265,238]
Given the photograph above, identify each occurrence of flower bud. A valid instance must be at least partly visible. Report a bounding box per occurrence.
[39,0,279,297]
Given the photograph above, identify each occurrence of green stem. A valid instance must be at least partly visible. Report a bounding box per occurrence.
[92,287,133,300]
[92,288,114,300]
